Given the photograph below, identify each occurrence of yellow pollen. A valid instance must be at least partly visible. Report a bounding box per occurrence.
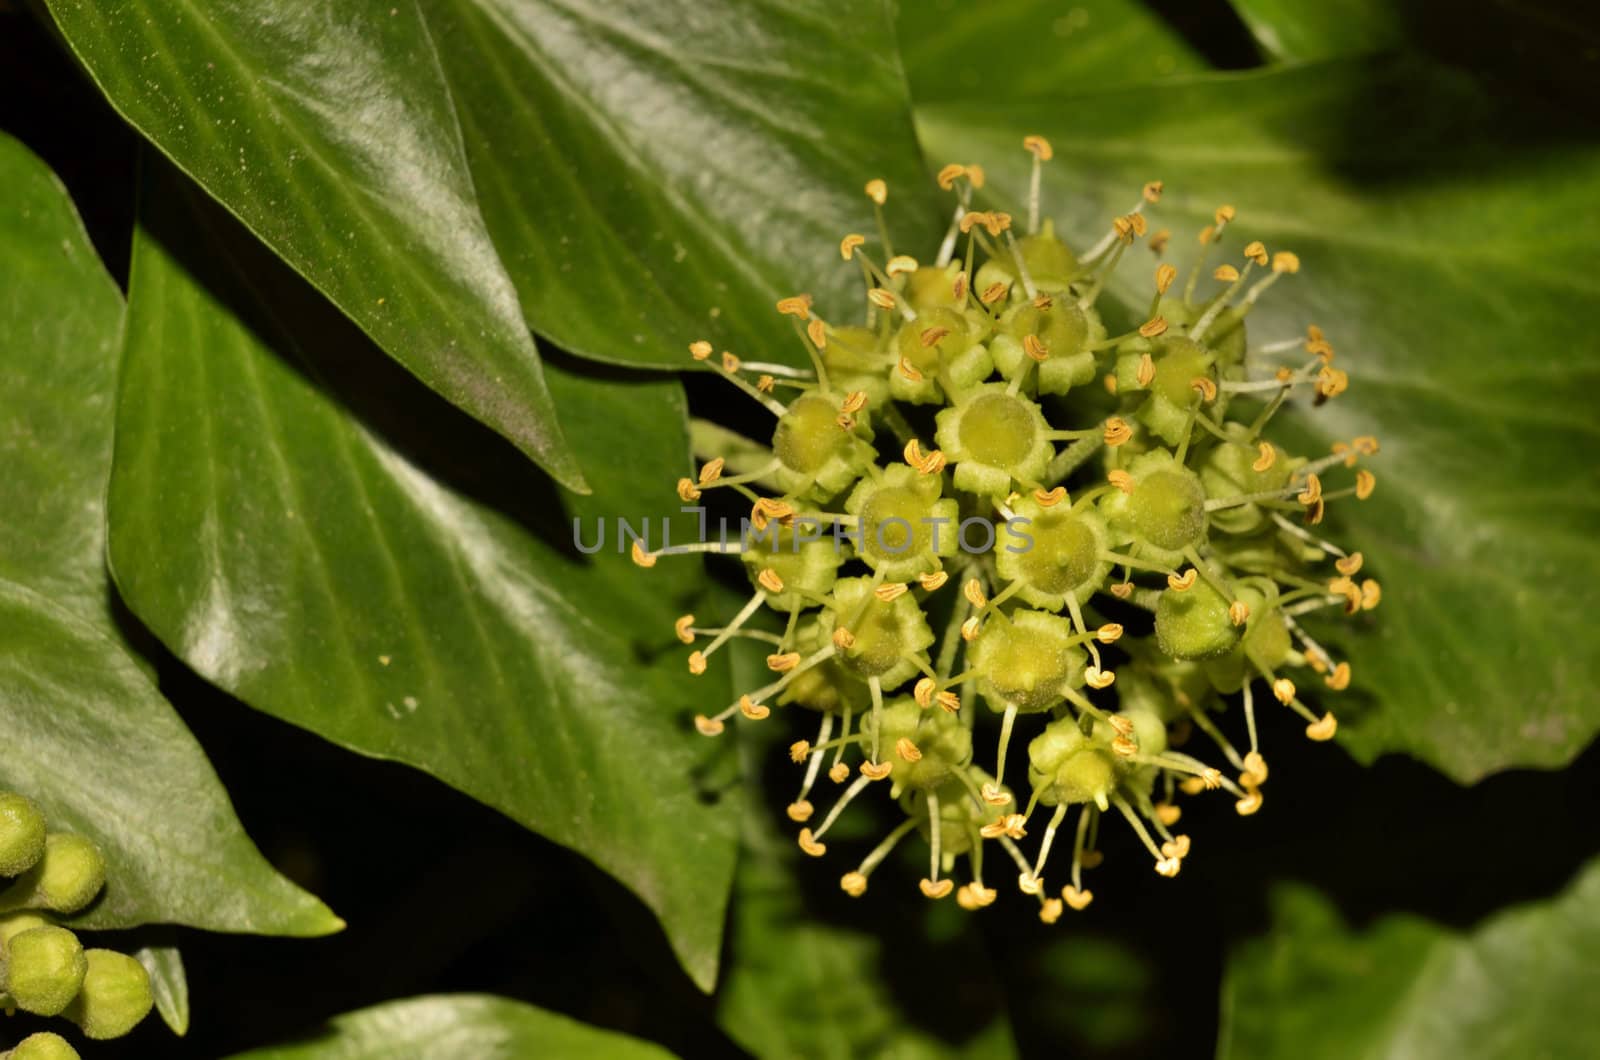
[688,340,713,361]
[920,878,954,899]
[1040,898,1064,924]
[918,570,950,591]
[919,325,951,348]
[1018,872,1043,895]
[1191,376,1218,402]
[1252,442,1276,472]
[897,355,924,382]
[1297,472,1324,506]
[1024,334,1050,361]
[864,179,888,205]
[797,828,826,857]
[1356,469,1376,500]
[1108,469,1135,494]
[757,374,775,392]
[839,233,866,260]
[1023,134,1054,160]
[1097,623,1124,644]
[886,255,919,277]
[674,615,696,644]
[1335,552,1364,576]
[958,211,986,235]
[829,762,850,783]
[739,695,770,720]
[1087,668,1117,690]
[1168,569,1198,592]
[867,287,897,310]
[1161,835,1191,860]
[956,885,981,911]
[832,627,856,650]
[1316,365,1349,399]
[1143,180,1164,203]
[1154,802,1182,826]
[1214,204,1237,225]
[1229,600,1250,626]
[1353,435,1380,455]
[693,714,724,736]
[631,540,657,568]
[936,163,968,190]
[961,616,983,641]
[1198,225,1216,246]
[1243,752,1269,784]
[1235,790,1264,816]
[1155,263,1178,294]
[896,737,922,762]
[963,578,988,608]
[790,740,811,763]
[676,478,701,503]
[860,761,892,780]
[980,281,1010,305]
[841,872,867,897]
[984,212,1013,236]
[1213,264,1240,282]
[767,652,802,673]
[1062,885,1094,910]
[1361,579,1382,610]
[1243,241,1268,265]
[786,800,813,822]
[757,568,785,594]
[1306,712,1339,741]
[699,457,726,485]
[1273,678,1296,704]
[687,651,708,675]
[776,294,813,319]
[807,318,827,349]
[937,691,962,713]
[1155,857,1181,878]
[1273,250,1301,273]
[1325,661,1352,690]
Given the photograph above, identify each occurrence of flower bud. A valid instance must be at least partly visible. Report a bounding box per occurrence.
[63,948,153,1040]
[0,924,86,1016]
[4,834,106,915]
[5,1032,82,1060]
[0,793,47,878]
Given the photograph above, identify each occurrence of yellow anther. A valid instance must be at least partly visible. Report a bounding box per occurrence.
[1297,472,1324,506]
[867,287,897,310]
[981,783,1012,807]
[789,740,811,763]
[841,390,868,415]
[807,318,827,349]
[1023,134,1054,160]
[896,356,924,382]
[1328,575,1362,614]
[920,878,954,899]
[1138,316,1168,338]
[984,212,1013,236]
[839,233,866,260]
[1155,263,1178,294]
[840,872,867,897]
[1306,497,1326,525]
[786,800,813,822]
[1229,600,1250,626]
[1243,752,1269,785]
[1154,802,1182,826]
[1112,735,1137,757]
[1191,376,1218,402]
[1273,677,1296,704]
[631,540,657,568]
[1017,872,1043,895]
[896,737,923,762]
[886,254,919,276]
[914,678,936,709]
[1198,224,1216,246]
[963,578,988,608]
[698,457,725,485]
[936,163,968,190]
[1273,250,1301,273]
[956,885,981,911]
[756,568,785,594]
[829,762,850,784]
[952,272,969,302]
[1040,898,1064,924]
[1201,768,1223,790]
[1213,264,1240,282]
[689,340,713,361]
[1356,469,1376,500]
[1032,293,1054,311]
[1155,857,1182,878]
[767,652,802,673]
[1023,334,1050,361]
[1214,204,1237,225]
[693,714,724,736]
[1143,180,1164,203]
[864,178,887,205]
[1335,552,1364,576]
[1276,366,1295,383]
[831,626,856,650]
[1243,241,1268,265]
[1160,835,1191,860]
[979,820,1008,840]
[936,691,961,713]
[1080,850,1104,869]
[1149,228,1171,254]
[1108,469,1135,494]
[1361,579,1382,610]
[1062,885,1094,911]
[874,582,908,602]
[904,439,927,467]
[1353,434,1380,455]
[719,350,742,373]
[1251,441,1276,472]
[1096,623,1124,645]
[1109,715,1135,736]
[776,294,813,318]
[961,616,983,641]
[1306,712,1339,741]
[919,325,951,348]
[860,761,892,780]
[1168,569,1197,592]
[966,164,987,189]
[1109,582,1133,599]
[1235,790,1264,816]
[687,651,707,675]
[979,281,1010,305]
[1035,486,1067,507]
[674,615,696,644]
[918,570,949,591]
[1325,661,1352,691]
[1180,776,1206,796]
[1136,353,1156,387]
[757,374,775,392]
[1333,441,1355,467]
[676,478,701,503]
[958,210,987,234]
[739,695,770,720]
[797,828,826,857]
[1104,372,1118,394]
[1086,668,1116,690]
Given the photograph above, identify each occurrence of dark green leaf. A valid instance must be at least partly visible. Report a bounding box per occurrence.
[1220,857,1600,1060]
[226,994,677,1059]
[1225,0,1399,61]
[42,0,584,489]
[0,131,340,938]
[107,163,737,990]
[134,945,191,1037]
[913,57,1600,780]
[898,0,1207,101]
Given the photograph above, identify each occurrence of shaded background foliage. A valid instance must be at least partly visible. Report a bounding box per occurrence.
[1,0,1597,1057]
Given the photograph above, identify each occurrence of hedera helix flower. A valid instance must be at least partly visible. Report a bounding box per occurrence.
[634,138,1381,920]
[0,791,153,1053]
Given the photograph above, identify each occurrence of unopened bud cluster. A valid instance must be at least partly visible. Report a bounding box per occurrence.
[1,792,153,1056]
[638,143,1380,919]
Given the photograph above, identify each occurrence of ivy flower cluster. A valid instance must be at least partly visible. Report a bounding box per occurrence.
[636,140,1380,921]
[1,792,153,1057]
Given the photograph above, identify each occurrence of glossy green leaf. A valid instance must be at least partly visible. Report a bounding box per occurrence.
[226,994,676,1059]
[42,0,584,489]
[898,0,1207,101]
[107,164,737,990]
[134,945,191,1036]
[1220,857,1600,1060]
[1225,0,1399,61]
[913,57,1600,780]
[716,645,1017,1060]
[0,131,339,939]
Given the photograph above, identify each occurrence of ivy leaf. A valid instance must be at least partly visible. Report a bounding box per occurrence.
[912,57,1600,781]
[226,995,676,1059]
[1220,857,1600,1059]
[0,132,340,936]
[106,162,737,991]
[1223,0,1400,61]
